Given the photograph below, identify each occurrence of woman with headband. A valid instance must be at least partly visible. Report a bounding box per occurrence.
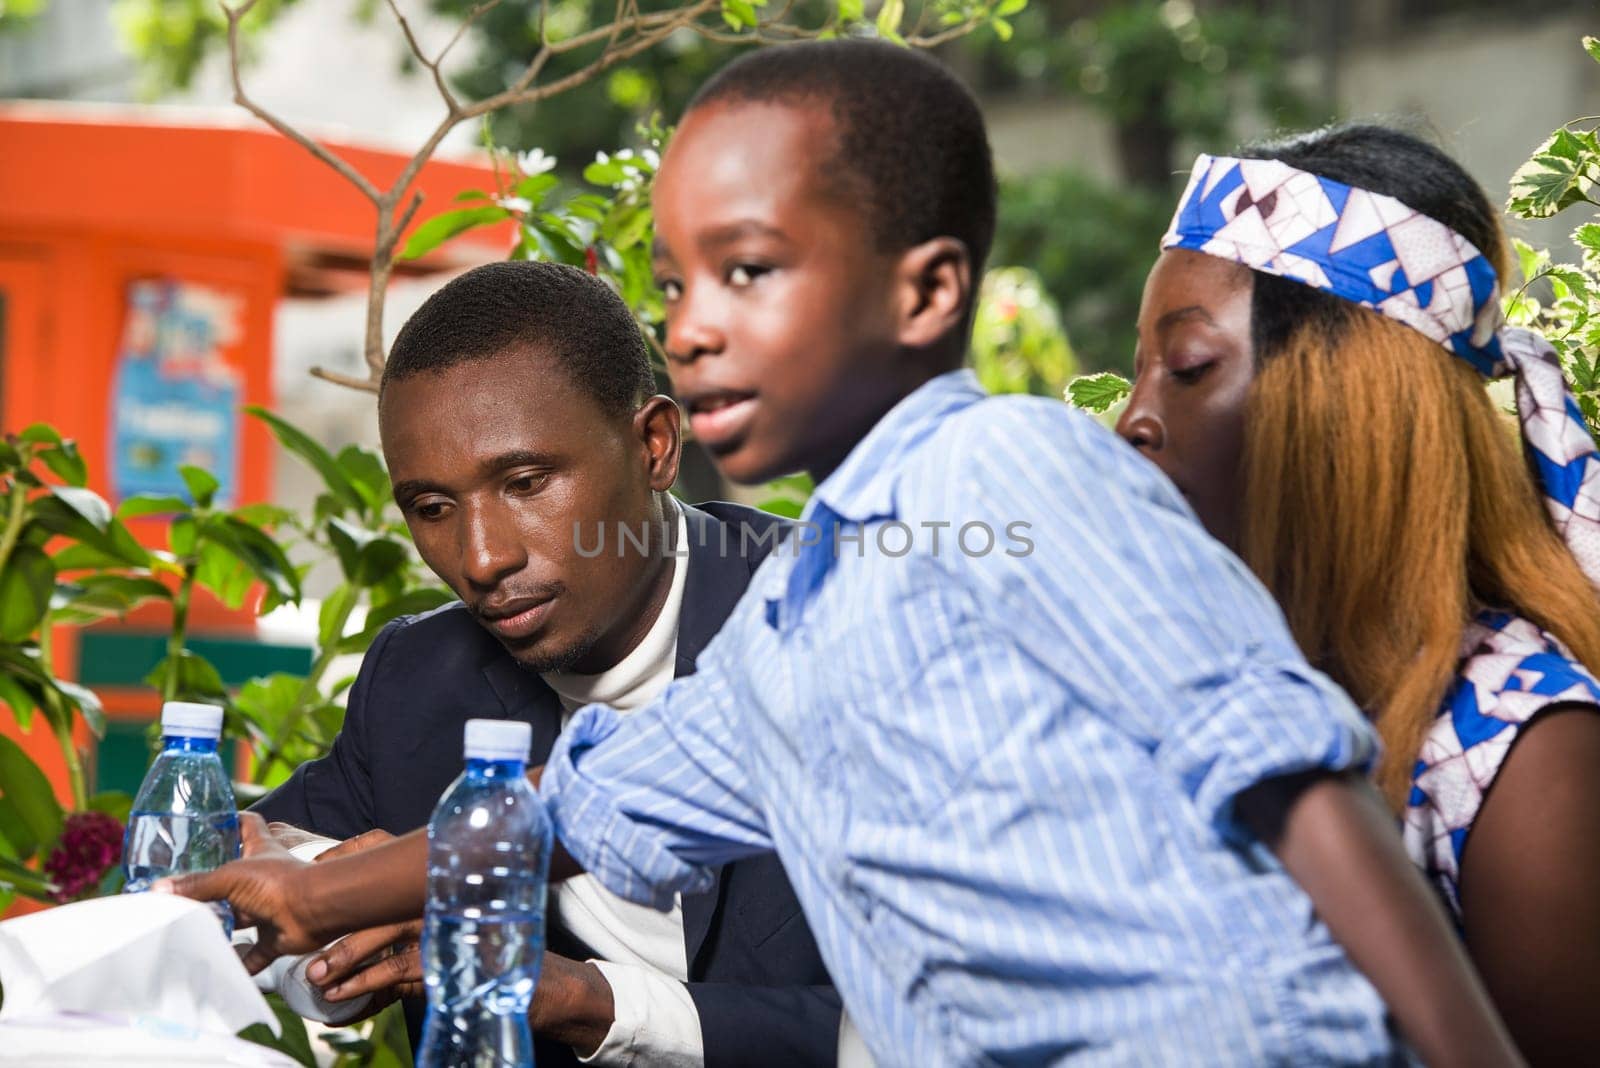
[1118,123,1600,1063]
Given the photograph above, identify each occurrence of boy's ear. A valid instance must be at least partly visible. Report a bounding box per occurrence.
[893,237,974,350]
[633,395,683,492]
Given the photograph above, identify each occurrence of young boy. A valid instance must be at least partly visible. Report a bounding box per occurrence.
[171,41,1517,1066]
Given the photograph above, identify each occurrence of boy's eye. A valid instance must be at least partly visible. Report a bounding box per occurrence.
[727,263,768,287]
[658,278,683,302]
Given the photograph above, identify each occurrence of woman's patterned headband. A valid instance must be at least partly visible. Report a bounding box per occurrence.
[1162,153,1600,592]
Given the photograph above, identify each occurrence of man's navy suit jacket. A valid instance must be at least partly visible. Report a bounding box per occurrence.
[253,501,839,1067]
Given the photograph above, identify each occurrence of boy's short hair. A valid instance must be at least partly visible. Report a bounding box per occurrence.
[689,39,997,274]
[382,261,655,418]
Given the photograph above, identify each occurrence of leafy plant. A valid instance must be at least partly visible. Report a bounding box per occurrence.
[1504,37,1600,438]
[0,426,165,908]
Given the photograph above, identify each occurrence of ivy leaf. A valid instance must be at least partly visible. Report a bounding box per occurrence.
[1065,371,1133,414]
[1507,128,1600,220]
[400,205,509,260]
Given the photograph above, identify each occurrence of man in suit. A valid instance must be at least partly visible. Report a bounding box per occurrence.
[253,261,837,1067]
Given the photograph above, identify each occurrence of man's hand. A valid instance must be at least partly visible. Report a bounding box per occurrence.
[315,827,394,863]
[309,938,616,1057]
[155,812,324,972]
[265,822,331,855]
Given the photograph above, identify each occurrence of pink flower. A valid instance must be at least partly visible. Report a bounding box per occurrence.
[43,811,124,902]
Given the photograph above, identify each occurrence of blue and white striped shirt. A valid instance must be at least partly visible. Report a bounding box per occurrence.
[543,370,1399,1065]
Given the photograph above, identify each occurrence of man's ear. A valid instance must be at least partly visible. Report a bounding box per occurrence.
[894,237,973,350]
[634,395,682,492]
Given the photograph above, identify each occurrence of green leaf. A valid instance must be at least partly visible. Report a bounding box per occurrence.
[179,465,220,508]
[202,516,301,606]
[231,673,305,736]
[239,994,317,1068]
[38,442,87,487]
[15,424,61,447]
[53,678,105,737]
[453,188,491,202]
[1575,222,1600,259]
[325,518,407,589]
[46,485,112,532]
[245,407,365,515]
[400,205,510,260]
[87,790,133,825]
[338,589,453,654]
[0,855,56,901]
[721,0,758,30]
[996,0,1028,15]
[991,16,1012,40]
[144,650,227,699]
[194,540,255,611]
[50,573,171,623]
[31,494,149,567]
[0,733,64,861]
[0,544,56,641]
[513,173,560,205]
[836,0,864,20]
[1585,35,1600,66]
[1065,371,1133,414]
[231,501,296,529]
[876,0,904,40]
[116,493,189,519]
[1508,128,1600,220]
[0,671,40,731]
[317,583,360,648]
[334,444,390,518]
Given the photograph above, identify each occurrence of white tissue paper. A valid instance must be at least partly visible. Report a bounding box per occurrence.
[0,892,288,1066]
[233,832,377,1026]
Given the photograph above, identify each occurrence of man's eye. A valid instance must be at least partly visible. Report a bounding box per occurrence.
[411,500,449,521]
[508,474,547,496]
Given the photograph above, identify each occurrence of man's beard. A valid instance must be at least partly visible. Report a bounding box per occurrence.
[503,626,603,676]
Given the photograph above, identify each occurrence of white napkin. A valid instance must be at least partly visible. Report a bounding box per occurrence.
[0,1012,300,1067]
[0,893,278,1038]
[233,832,378,1025]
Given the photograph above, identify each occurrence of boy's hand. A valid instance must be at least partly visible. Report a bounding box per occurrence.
[155,812,324,972]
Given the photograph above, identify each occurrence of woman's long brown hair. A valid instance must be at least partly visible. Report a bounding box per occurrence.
[1240,311,1600,808]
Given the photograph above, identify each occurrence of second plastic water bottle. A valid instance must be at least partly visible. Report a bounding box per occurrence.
[418,718,552,1068]
[123,701,241,933]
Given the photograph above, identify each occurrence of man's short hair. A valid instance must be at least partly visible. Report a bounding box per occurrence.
[688,39,997,273]
[382,261,655,418]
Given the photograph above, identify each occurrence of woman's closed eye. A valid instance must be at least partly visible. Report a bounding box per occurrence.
[1169,358,1216,385]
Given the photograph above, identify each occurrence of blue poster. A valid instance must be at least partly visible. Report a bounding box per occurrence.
[110,280,242,507]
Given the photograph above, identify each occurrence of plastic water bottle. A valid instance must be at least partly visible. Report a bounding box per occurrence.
[122,701,241,933]
[418,719,552,1068]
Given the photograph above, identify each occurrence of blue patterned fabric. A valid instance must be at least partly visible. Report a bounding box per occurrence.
[543,370,1404,1065]
[1404,611,1600,917]
[1164,154,1600,591]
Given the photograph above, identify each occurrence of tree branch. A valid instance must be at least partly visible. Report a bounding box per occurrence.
[221,1,382,204]
[308,366,382,393]
[384,0,459,113]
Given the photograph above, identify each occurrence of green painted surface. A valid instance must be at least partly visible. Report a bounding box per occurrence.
[82,630,306,795]
[78,630,312,687]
